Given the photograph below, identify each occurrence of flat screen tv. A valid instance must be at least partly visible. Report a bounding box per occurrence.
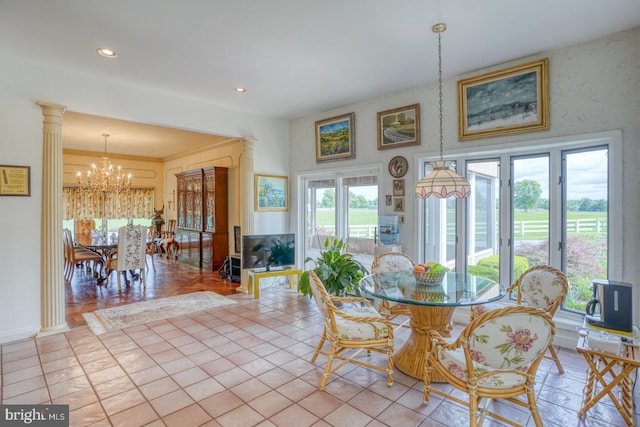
[242,233,295,271]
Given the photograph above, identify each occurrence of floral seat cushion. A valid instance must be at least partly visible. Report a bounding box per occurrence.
[337,306,390,340]
[471,267,566,317]
[435,312,551,388]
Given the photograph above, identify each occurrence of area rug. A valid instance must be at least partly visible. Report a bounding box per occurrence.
[82,291,237,335]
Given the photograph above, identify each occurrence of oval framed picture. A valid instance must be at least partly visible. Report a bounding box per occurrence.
[388,156,408,178]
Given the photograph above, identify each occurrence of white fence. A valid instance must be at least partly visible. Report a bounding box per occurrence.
[315,218,607,241]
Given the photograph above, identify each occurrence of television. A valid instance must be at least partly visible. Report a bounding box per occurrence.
[242,233,295,271]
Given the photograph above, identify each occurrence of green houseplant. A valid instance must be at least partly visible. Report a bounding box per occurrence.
[298,237,367,298]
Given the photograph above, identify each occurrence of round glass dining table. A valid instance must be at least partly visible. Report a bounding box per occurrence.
[359,271,505,379]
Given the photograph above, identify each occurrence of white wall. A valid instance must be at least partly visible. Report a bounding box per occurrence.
[0,55,290,343]
[289,28,640,282]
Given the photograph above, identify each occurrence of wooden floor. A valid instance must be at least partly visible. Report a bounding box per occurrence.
[65,253,240,329]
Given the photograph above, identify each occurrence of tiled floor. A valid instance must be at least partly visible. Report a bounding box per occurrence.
[1,262,636,426]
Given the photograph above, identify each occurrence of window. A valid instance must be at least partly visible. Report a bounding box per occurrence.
[418,131,621,315]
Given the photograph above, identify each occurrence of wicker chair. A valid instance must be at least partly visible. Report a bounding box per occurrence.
[308,270,394,390]
[370,252,415,328]
[469,265,568,373]
[106,224,147,291]
[424,305,555,427]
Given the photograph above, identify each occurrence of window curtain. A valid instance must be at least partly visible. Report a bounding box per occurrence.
[63,187,154,220]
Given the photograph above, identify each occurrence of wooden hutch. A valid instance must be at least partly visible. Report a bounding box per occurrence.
[174,167,228,270]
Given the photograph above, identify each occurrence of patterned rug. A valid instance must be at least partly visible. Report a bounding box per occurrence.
[82,291,238,335]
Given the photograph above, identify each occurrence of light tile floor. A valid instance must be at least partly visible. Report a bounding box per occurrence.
[1,284,636,426]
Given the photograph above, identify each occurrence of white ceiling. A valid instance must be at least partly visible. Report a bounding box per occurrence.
[2,0,639,157]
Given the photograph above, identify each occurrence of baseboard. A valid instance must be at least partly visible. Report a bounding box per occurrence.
[0,325,40,345]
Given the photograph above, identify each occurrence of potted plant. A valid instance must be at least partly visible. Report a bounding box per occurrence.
[298,236,368,298]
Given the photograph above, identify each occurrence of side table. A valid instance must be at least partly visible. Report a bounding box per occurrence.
[247,269,302,299]
[576,332,640,426]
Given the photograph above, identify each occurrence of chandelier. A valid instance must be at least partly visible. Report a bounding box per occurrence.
[415,23,471,199]
[77,133,132,195]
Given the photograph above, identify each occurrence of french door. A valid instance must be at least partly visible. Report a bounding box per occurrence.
[420,133,621,314]
[301,169,379,272]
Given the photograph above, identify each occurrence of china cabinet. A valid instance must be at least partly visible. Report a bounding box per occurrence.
[175,167,228,270]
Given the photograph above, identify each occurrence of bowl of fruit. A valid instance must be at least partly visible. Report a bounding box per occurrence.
[413,262,449,286]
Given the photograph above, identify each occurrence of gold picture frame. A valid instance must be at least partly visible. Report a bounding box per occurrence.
[315,112,355,162]
[458,58,549,141]
[255,174,288,212]
[0,165,31,196]
[392,179,405,196]
[377,103,420,150]
[393,197,405,212]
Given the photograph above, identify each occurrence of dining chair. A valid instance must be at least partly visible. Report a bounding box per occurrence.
[145,226,157,272]
[370,252,415,328]
[469,265,568,373]
[106,224,147,291]
[424,305,555,427]
[63,228,103,283]
[308,270,394,390]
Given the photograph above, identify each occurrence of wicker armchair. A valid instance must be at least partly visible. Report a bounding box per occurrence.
[370,252,415,328]
[308,270,394,390]
[470,265,568,373]
[424,305,555,427]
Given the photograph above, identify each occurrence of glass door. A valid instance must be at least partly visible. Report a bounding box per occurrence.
[303,172,378,271]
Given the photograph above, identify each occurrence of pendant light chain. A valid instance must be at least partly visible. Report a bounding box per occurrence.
[437,27,444,161]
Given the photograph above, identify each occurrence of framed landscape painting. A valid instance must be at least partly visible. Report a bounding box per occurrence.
[377,103,420,150]
[315,112,355,162]
[458,58,549,141]
[255,174,288,212]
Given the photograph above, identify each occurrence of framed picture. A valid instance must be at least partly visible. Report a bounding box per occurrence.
[458,58,549,141]
[255,174,288,212]
[315,112,355,162]
[392,179,405,196]
[377,103,420,150]
[0,165,30,196]
[385,194,392,206]
[388,155,408,178]
[393,197,405,212]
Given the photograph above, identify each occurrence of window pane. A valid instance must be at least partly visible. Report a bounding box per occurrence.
[423,162,457,268]
[512,155,550,281]
[467,160,500,281]
[563,148,608,312]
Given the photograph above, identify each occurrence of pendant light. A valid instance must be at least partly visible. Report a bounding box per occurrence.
[415,23,470,199]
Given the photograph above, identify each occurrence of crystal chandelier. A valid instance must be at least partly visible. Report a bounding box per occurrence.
[415,23,471,199]
[77,133,132,195]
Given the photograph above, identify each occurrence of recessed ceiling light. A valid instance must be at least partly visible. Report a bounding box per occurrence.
[234,87,246,93]
[97,48,117,58]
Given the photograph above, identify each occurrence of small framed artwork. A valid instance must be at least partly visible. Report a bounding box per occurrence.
[392,179,405,196]
[458,58,549,141]
[255,174,288,212]
[393,197,405,212]
[377,103,420,150]
[315,112,355,162]
[385,194,392,206]
[0,165,30,196]
[388,156,408,178]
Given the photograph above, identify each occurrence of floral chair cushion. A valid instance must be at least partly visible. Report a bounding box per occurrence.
[372,253,414,274]
[338,307,390,340]
[471,266,567,317]
[519,268,566,311]
[435,312,552,389]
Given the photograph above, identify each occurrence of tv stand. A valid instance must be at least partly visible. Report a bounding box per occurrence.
[247,268,302,299]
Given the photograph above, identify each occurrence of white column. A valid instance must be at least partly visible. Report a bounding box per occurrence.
[37,101,69,337]
[237,137,255,294]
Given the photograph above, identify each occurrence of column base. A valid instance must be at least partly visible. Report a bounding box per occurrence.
[37,323,70,338]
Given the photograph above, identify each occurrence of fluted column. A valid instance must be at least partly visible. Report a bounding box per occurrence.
[237,137,255,294]
[37,102,69,336]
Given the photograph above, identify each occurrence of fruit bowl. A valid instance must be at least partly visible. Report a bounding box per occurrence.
[413,270,448,286]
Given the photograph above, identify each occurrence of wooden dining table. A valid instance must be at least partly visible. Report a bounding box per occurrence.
[359,271,505,379]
